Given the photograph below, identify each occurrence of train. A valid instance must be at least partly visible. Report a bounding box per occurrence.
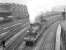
[24,23,42,47]
[24,30,38,46]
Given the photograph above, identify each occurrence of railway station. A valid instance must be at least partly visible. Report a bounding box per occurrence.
[0,0,66,50]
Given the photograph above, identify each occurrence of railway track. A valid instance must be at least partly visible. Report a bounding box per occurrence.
[5,25,30,50]
[0,15,63,50]
[21,21,60,50]
[18,22,54,50]
[18,16,63,50]
[34,21,60,50]
[0,22,29,44]
[0,19,29,34]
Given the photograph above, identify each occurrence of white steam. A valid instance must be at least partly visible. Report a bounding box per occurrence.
[27,0,66,23]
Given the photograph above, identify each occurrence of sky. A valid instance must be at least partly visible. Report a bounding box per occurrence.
[0,0,66,23]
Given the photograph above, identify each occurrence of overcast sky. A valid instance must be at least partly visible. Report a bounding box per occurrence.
[0,0,66,23]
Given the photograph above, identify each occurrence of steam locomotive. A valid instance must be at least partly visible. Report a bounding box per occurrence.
[24,23,42,46]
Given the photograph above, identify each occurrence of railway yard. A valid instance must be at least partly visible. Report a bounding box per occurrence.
[0,3,66,50]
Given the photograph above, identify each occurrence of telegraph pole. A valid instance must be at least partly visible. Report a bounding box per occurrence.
[62,8,66,20]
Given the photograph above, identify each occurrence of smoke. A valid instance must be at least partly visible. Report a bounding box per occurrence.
[27,0,66,23]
